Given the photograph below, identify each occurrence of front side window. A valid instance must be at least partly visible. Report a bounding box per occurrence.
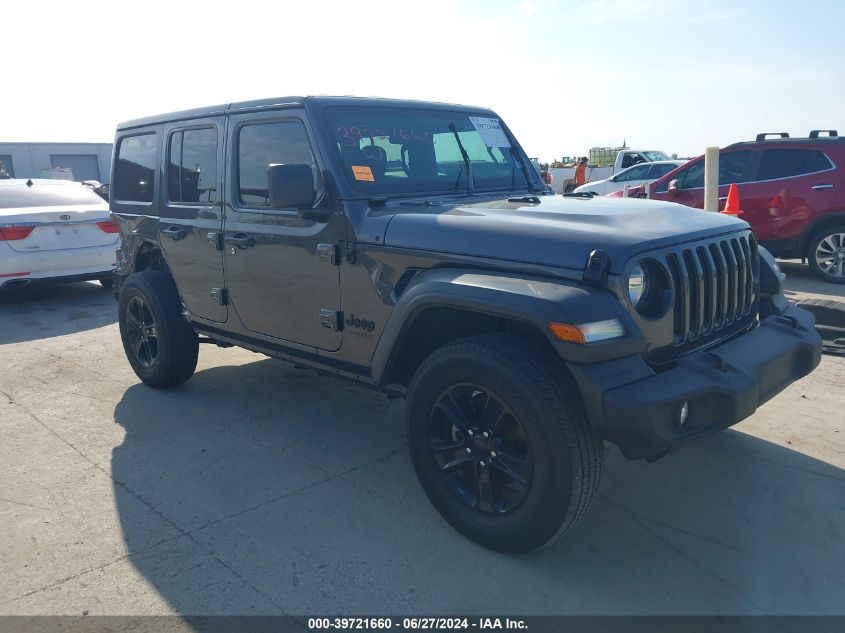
[168,128,218,204]
[115,134,157,203]
[757,149,832,181]
[679,161,705,189]
[322,106,530,194]
[678,151,751,189]
[237,121,321,208]
[718,150,752,185]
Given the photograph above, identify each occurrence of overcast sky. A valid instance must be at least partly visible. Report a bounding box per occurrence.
[2,0,841,161]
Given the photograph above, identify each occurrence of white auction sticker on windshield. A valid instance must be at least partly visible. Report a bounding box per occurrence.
[468,116,510,148]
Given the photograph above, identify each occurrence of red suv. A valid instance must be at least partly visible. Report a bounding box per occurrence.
[613,131,845,283]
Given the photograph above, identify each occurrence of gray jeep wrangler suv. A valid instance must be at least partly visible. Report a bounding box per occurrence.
[110,96,822,553]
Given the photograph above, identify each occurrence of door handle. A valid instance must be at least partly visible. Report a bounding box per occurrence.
[225,233,255,248]
[161,226,187,241]
[811,184,834,190]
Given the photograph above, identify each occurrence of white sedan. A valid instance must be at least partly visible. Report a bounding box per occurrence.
[1,179,118,290]
[573,160,685,196]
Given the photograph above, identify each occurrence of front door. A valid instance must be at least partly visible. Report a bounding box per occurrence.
[222,111,343,351]
[159,119,227,322]
[664,149,755,211]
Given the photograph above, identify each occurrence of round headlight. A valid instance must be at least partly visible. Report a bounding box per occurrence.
[628,263,648,307]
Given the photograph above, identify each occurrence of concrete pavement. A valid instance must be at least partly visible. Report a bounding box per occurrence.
[0,275,843,616]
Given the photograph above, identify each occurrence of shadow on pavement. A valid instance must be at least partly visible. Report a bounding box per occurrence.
[111,359,845,616]
[0,281,117,345]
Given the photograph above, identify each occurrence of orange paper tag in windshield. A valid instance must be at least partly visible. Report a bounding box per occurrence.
[351,165,374,182]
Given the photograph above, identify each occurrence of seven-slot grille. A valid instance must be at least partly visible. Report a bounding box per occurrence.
[664,232,758,346]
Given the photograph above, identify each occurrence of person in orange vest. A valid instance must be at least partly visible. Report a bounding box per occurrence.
[574,157,588,188]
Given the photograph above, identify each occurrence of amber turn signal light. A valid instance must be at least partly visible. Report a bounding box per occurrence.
[547,319,625,344]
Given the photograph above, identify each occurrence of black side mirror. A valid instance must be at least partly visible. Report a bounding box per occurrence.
[268,164,316,210]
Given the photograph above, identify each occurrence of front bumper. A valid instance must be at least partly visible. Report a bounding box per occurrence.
[571,301,822,459]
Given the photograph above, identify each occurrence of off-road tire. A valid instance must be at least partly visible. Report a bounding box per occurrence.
[407,333,602,553]
[118,271,198,388]
[807,226,845,284]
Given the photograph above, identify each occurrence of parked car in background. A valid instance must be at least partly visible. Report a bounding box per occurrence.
[611,131,845,283]
[0,179,118,290]
[574,160,685,195]
[551,149,672,193]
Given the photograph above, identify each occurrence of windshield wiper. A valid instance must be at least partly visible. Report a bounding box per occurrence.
[449,123,474,196]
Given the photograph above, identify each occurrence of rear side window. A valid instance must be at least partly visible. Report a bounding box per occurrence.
[114,134,157,203]
[237,121,320,208]
[168,128,218,204]
[757,149,832,180]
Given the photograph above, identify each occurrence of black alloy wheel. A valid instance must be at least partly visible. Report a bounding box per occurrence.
[118,270,198,388]
[430,384,533,515]
[124,295,158,370]
[407,333,603,553]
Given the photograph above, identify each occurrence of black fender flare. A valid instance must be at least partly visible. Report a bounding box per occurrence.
[370,268,645,384]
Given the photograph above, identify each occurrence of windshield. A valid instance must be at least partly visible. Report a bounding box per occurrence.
[643,151,671,161]
[322,106,531,194]
[0,182,107,209]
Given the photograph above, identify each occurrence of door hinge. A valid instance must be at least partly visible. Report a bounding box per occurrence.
[319,308,343,331]
[316,243,340,265]
[206,232,223,250]
[210,288,228,306]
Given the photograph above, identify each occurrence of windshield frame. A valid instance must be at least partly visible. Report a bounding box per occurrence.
[317,104,539,198]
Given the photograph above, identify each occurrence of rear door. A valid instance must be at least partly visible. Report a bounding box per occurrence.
[738,148,841,242]
[222,110,343,351]
[159,119,227,323]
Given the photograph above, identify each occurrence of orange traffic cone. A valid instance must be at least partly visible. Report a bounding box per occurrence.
[722,183,741,215]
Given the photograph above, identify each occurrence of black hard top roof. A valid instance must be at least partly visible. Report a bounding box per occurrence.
[116,96,497,131]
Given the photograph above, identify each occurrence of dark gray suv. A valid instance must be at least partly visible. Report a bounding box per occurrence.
[110,96,821,553]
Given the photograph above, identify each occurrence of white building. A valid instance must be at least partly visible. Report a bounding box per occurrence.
[0,142,113,183]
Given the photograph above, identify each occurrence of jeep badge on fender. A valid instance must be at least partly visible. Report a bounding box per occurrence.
[345,314,375,333]
[110,96,822,554]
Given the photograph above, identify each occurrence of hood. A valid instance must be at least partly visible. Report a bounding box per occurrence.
[383,194,748,273]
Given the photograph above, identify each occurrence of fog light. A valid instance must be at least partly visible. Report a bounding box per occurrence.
[679,401,689,426]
